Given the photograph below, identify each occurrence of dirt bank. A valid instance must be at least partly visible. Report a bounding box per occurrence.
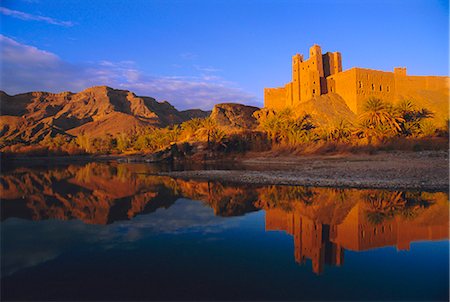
[157,151,449,191]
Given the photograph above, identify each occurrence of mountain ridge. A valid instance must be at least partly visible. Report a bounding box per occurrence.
[0,86,211,143]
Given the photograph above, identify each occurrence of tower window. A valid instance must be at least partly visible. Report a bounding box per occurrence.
[312,89,316,94]
[358,81,362,88]
[379,85,382,91]
[371,84,374,91]
[387,86,390,92]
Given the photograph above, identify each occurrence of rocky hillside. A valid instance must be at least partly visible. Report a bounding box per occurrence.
[294,93,357,126]
[210,103,260,129]
[0,86,209,143]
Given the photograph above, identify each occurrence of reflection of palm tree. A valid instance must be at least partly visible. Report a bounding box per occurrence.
[364,191,437,224]
[256,186,316,211]
[364,191,406,224]
[366,211,388,225]
[400,192,435,220]
[400,206,419,220]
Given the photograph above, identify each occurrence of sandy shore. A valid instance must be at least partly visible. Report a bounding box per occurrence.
[158,151,449,191]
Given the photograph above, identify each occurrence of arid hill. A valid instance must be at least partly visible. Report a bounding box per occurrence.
[0,86,209,143]
[294,93,357,126]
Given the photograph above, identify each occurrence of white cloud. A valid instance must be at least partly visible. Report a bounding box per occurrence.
[0,35,258,110]
[0,6,74,27]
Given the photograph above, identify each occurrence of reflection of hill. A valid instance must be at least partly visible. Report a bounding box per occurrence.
[173,179,259,216]
[0,163,258,223]
[1,162,448,274]
[1,163,180,224]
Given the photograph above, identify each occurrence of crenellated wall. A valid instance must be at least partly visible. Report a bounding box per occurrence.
[264,45,449,122]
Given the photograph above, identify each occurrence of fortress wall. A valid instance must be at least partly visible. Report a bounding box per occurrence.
[264,87,286,110]
[265,208,294,234]
[327,69,357,113]
[265,45,449,118]
[394,75,449,126]
[285,82,294,107]
[394,75,449,96]
[354,68,396,113]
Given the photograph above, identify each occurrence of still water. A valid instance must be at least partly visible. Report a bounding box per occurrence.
[1,162,448,301]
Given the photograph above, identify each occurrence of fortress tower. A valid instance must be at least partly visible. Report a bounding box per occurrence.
[264,45,448,118]
[264,45,342,110]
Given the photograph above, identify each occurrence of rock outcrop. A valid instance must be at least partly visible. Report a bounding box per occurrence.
[210,103,260,129]
[0,86,209,143]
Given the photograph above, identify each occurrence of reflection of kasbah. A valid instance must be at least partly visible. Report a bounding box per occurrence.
[262,188,449,274]
[1,164,448,274]
[265,45,449,123]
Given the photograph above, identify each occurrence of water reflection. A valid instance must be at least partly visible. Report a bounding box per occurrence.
[1,162,448,276]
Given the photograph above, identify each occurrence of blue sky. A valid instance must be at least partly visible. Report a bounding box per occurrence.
[1,0,448,110]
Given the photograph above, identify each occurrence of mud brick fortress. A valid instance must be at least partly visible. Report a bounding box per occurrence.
[264,45,449,115]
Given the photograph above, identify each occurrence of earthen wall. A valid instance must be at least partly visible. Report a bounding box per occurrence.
[264,45,449,118]
[264,87,286,111]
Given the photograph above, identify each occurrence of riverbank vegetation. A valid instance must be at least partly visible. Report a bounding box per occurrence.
[1,98,448,158]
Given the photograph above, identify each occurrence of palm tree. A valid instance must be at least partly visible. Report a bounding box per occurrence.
[181,118,203,140]
[167,124,181,143]
[356,97,404,143]
[326,120,352,143]
[395,99,434,137]
[287,114,316,144]
[359,97,403,131]
[196,117,218,148]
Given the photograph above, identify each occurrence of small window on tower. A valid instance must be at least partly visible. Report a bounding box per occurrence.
[387,86,390,92]
[358,81,362,88]
[371,84,375,91]
[379,85,382,91]
[312,89,316,94]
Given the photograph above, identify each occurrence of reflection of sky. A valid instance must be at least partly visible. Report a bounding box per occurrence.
[1,198,252,277]
[1,194,449,301]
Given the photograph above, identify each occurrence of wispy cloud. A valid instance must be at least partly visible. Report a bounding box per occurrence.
[180,52,198,60]
[193,65,222,73]
[0,7,74,27]
[0,35,258,110]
